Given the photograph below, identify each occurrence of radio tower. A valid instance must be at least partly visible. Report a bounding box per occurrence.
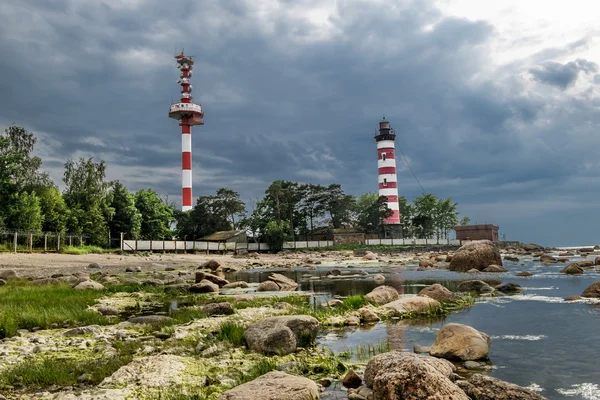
[168,51,204,211]
[375,115,401,225]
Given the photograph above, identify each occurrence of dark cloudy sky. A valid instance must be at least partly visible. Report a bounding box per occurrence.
[1,0,599,246]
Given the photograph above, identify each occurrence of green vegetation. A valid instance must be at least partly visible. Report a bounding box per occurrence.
[0,341,141,389]
[60,245,106,255]
[237,358,278,384]
[0,280,109,338]
[216,321,246,347]
[337,340,391,361]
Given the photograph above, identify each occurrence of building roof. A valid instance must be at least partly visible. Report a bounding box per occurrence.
[201,230,246,241]
[454,224,499,230]
[380,114,389,123]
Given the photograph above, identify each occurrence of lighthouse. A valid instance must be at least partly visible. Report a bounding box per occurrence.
[375,116,401,225]
[168,51,204,211]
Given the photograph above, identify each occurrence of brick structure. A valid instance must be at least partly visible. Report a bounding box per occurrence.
[454,224,499,241]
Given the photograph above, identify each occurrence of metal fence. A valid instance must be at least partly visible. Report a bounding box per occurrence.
[0,231,89,252]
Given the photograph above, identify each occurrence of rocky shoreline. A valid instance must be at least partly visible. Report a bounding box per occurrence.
[0,241,599,399]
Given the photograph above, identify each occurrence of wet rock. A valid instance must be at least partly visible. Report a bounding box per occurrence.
[88,263,102,269]
[72,280,105,291]
[495,282,522,293]
[483,264,508,273]
[64,326,100,337]
[456,280,494,294]
[429,323,490,361]
[343,370,362,388]
[358,307,380,323]
[516,271,533,277]
[345,316,360,326]
[0,269,18,280]
[364,352,467,400]
[581,281,600,298]
[539,255,556,263]
[268,273,298,291]
[128,315,175,326]
[467,268,480,273]
[564,295,581,301]
[244,315,319,355]
[216,371,319,400]
[596,257,600,266]
[383,296,441,315]
[202,302,234,316]
[457,373,547,400]
[203,272,229,288]
[449,240,503,272]
[413,344,431,354]
[365,286,399,305]
[222,281,249,289]
[462,361,486,369]
[561,263,584,275]
[417,284,460,303]
[257,281,280,292]
[504,256,519,262]
[97,306,120,316]
[200,259,221,271]
[190,280,219,293]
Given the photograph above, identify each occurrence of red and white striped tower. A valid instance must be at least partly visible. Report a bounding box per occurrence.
[168,51,204,211]
[375,116,401,224]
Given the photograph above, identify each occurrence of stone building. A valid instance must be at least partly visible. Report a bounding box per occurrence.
[454,224,499,241]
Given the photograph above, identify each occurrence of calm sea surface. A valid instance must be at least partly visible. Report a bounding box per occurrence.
[226,253,600,400]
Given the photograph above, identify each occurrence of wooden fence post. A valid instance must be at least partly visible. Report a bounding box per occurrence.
[29,234,33,251]
[120,232,124,251]
[13,232,17,253]
[57,233,61,252]
[44,234,48,252]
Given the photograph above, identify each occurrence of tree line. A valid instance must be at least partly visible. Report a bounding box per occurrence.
[0,126,468,247]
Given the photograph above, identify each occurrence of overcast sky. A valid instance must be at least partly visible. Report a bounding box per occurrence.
[1,0,599,246]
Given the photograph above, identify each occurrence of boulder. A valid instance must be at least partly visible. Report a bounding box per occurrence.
[268,273,298,291]
[449,240,503,272]
[97,306,120,316]
[345,316,360,326]
[413,344,431,354]
[483,265,508,273]
[435,255,448,262]
[88,263,102,269]
[581,281,600,298]
[539,255,556,263]
[457,374,547,400]
[257,281,280,292]
[456,280,494,294]
[216,371,318,400]
[222,281,249,289]
[516,271,533,277]
[596,257,600,266]
[244,315,319,355]
[495,282,522,293]
[561,263,584,275]
[373,274,386,282]
[0,269,18,280]
[521,243,543,252]
[419,258,435,268]
[358,307,380,323]
[342,370,362,388]
[200,259,220,271]
[195,271,206,283]
[417,284,460,303]
[564,295,581,301]
[364,352,468,400]
[429,323,490,361]
[203,272,229,288]
[383,296,441,315]
[504,256,519,262]
[365,286,399,305]
[202,302,234,316]
[128,315,174,325]
[363,251,379,260]
[575,260,594,269]
[72,280,105,291]
[189,280,219,293]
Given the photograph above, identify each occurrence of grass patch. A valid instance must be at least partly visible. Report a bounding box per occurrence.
[60,245,106,255]
[337,340,390,361]
[0,280,109,338]
[236,358,278,385]
[216,321,246,347]
[0,341,141,389]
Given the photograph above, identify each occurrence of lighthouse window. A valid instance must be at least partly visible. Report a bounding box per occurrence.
[382,153,386,161]
[383,179,388,186]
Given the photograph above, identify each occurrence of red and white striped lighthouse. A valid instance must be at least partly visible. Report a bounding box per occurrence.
[168,51,204,211]
[375,116,401,224]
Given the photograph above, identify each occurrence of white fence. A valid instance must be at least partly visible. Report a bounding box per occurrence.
[121,238,461,252]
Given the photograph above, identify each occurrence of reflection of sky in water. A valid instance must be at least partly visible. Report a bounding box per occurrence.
[227,254,600,400]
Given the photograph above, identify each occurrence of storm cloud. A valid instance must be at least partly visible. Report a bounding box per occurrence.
[1,0,599,246]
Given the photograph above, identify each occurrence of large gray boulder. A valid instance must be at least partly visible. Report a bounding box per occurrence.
[561,263,584,275]
[383,296,441,315]
[456,280,494,294]
[257,281,280,292]
[268,273,298,291]
[72,280,105,291]
[244,315,319,355]
[190,280,219,293]
[216,371,318,400]
[418,284,460,303]
[365,285,399,305]
[449,240,503,272]
[200,259,220,271]
[429,323,490,361]
[364,352,468,400]
[201,302,234,316]
[457,374,547,400]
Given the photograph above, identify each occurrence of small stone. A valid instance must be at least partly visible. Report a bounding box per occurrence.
[320,378,332,387]
[564,295,581,301]
[373,274,386,282]
[72,280,105,291]
[327,299,344,308]
[463,361,484,369]
[358,307,380,323]
[0,279,5,286]
[202,302,234,316]
[200,259,221,271]
[467,268,480,273]
[87,263,102,269]
[222,281,249,289]
[154,332,171,340]
[342,370,362,388]
[516,271,532,277]
[97,306,119,316]
[257,281,280,292]
[495,282,522,293]
[165,267,176,271]
[0,269,18,280]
